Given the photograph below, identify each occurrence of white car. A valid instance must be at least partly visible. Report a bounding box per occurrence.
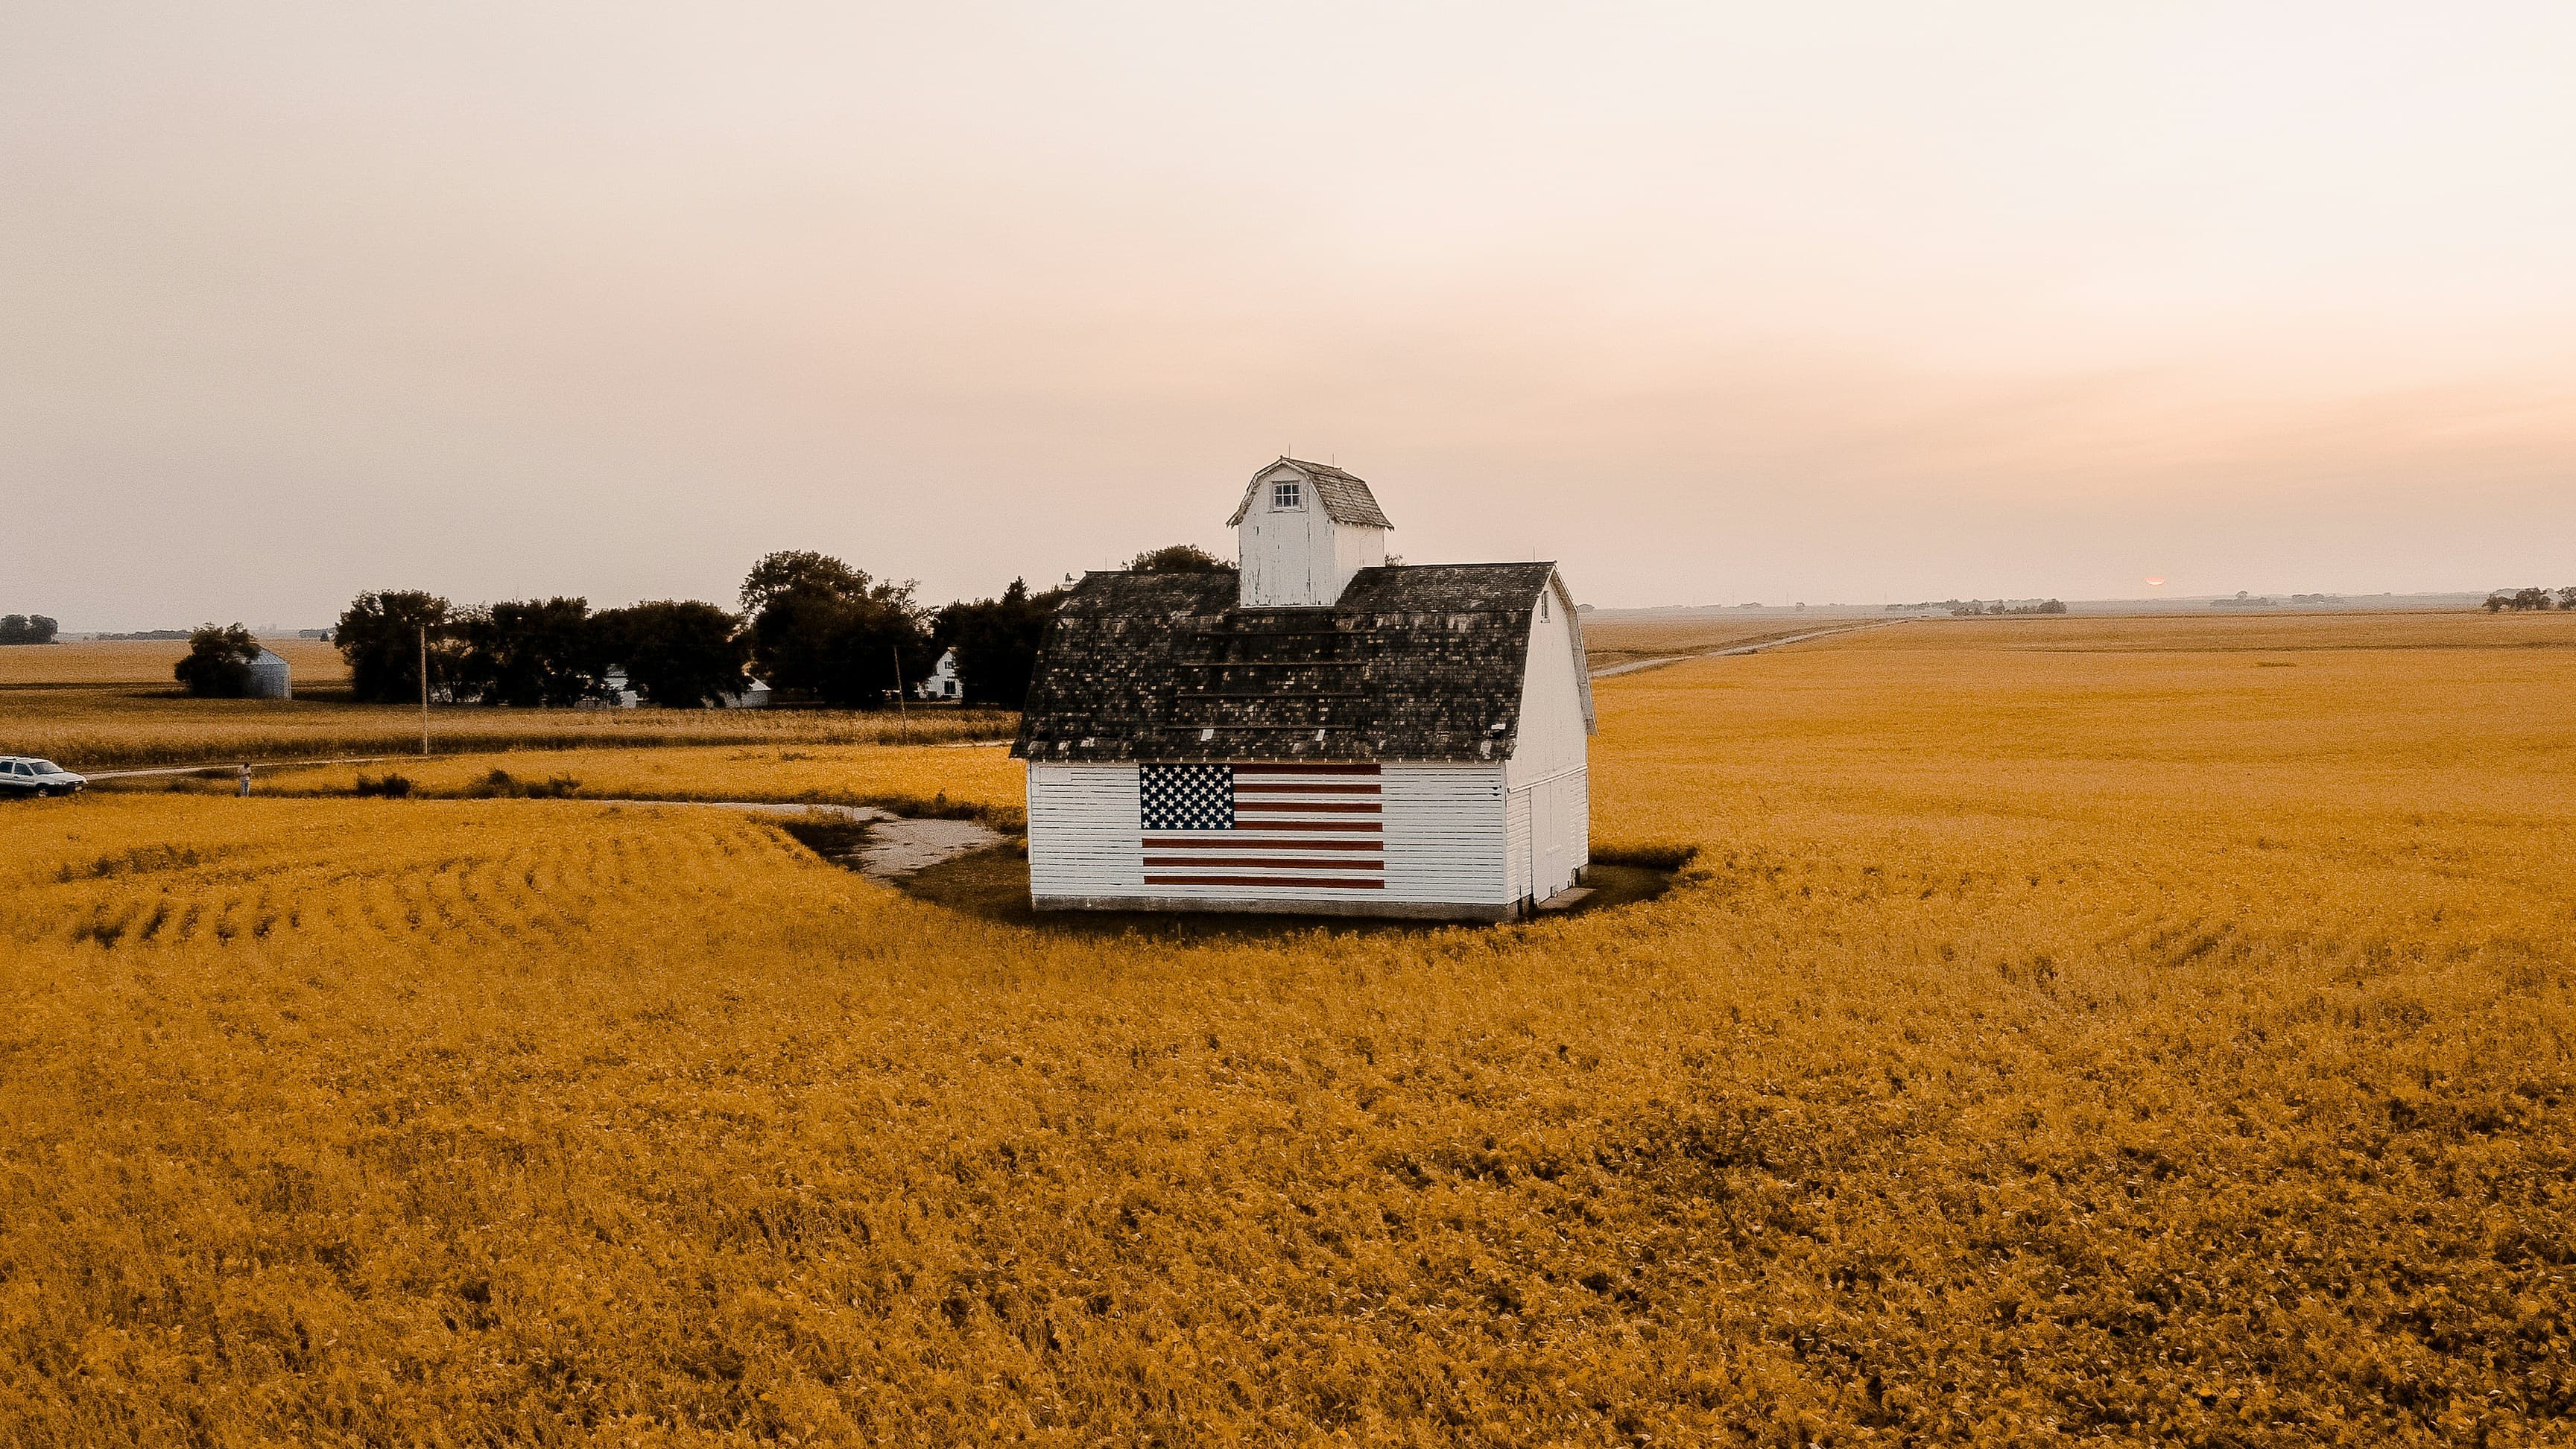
[0,756,86,798]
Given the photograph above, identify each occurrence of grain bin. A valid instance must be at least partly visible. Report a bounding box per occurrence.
[248,648,292,700]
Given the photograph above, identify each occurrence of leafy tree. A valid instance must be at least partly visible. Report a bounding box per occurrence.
[336,591,454,703]
[932,577,1069,708]
[594,600,750,707]
[2490,587,2556,612]
[814,597,934,707]
[173,624,262,697]
[1127,544,1233,574]
[0,614,59,645]
[456,597,601,708]
[740,551,930,706]
[740,551,871,612]
[2557,586,2576,611]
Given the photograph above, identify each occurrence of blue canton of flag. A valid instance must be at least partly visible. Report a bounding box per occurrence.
[1140,764,1234,831]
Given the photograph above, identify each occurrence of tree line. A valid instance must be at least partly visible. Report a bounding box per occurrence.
[1944,599,2067,616]
[2484,587,2576,612]
[0,614,60,645]
[327,543,1229,710]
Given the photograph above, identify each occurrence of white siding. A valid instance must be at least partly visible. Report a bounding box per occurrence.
[1506,785,1532,901]
[1026,761,1511,916]
[1503,571,1592,787]
[1025,764,1145,895]
[1502,568,1593,902]
[1382,764,1507,902]
[1566,767,1589,870]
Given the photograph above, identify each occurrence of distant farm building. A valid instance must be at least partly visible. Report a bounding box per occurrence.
[248,648,292,700]
[1013,457,1593,921]
[917,649,964,701]
[590,670,770,709]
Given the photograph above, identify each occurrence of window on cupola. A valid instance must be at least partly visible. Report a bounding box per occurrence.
[1273,480,1301,510]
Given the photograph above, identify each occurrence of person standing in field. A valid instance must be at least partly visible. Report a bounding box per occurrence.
[237,763,251,797]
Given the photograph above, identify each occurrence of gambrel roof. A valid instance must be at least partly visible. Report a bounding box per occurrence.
[1013,562,1586,764]
[1224,457,1395,529]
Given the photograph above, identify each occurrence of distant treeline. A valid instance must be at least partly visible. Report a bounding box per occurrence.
[2484,587,2576,612]
[1888,599,2069,617]
[1883,599,2067,616]
[0,614,60,644]
[330,543,1227,710]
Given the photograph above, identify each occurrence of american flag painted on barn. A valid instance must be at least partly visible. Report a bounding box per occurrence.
[1139,763,1384,890]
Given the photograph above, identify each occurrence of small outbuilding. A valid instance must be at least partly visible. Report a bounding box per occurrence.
[1013,457,1593,920]
[247,648,292,700]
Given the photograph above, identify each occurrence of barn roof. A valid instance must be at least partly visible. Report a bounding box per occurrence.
[1224,458,1395,529]
[1013,562,1573,764]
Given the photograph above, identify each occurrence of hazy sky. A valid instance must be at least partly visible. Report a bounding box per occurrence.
[6,2,2572,627]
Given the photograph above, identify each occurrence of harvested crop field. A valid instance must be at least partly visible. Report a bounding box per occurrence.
[0,638,351,688]
[3,612,2570,1444]
[0,691,1014,771]
[1575,615,1876,672]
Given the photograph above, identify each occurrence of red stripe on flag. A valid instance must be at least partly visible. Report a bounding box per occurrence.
[1145,875,1387,889]
[1148,822,1380,834]
[1145,857,1384,869]
[1146,837,1382,852]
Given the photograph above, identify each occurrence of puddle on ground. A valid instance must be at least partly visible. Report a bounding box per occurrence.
[759,808,1004,879]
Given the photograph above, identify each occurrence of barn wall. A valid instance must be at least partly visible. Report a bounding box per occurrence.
[1382,764,1508,903]
[1026,764,1145,896]
[1504,572,1591,786]
[1506,785,1532,901]
[1026,761,1512,917]
[1503,569,1592,900]
[1327,518,1388,603]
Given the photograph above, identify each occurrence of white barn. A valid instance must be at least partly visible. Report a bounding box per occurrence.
[1013,457,1593,920]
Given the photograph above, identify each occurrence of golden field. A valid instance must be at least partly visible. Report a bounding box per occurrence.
[4,612,2572,1445]
[0,639,351,689]
[247,743,1028,827]
[1576,615,1862,671]
[1,639,1014,770]
[1,693,1013,772]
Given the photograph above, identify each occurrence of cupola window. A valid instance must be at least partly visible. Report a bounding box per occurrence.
[1272,479,1301,510]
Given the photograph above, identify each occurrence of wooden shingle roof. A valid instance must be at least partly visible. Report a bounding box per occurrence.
[1012,562,1567,764]
[1224,458,1395,529]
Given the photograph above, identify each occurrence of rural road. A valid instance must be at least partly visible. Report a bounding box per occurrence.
[1588,618,1909,679]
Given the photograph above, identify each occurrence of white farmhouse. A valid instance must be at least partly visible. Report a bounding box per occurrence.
[916,649,964,701]
[1013,457,1592,920]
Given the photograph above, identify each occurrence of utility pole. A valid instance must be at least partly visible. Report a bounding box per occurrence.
[891,646,907,714]
[419,623,430,757]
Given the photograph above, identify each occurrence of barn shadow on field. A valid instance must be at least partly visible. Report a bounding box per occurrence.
[882,843,1679,942]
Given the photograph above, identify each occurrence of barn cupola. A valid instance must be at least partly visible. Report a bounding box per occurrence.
[1226,457,1393,608]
